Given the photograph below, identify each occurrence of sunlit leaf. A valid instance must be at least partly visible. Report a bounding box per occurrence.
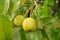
[9,1,20,21]
[2,0,10,15]
[0,15,5,40]
[0,14,13,40]
[27,30,41,40]
[0,0,5,13]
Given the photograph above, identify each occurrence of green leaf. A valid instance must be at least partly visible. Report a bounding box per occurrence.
[47,0,55,7]
[7,0,15,15]
[41,29,50,40]
[27,31,41,40]
[19,28,27,40]
[50,28,59,40]
[0,0,5,13]
[0,14,13,40]
[40,3,52,18]
[0,16,5,40]
[32,4,52,18]
[6,0,20,15]
[11,1,20,13]
[9,1,20,21]
[34,31,41,40]
[2,0,10,15]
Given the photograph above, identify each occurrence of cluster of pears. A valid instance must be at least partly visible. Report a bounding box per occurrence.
[13,15,37,32]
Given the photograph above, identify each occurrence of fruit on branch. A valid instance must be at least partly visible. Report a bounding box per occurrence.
[22,18,37,32]
[13,15,25,26]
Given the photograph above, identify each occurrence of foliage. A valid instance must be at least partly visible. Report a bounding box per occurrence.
[0,0,60,40]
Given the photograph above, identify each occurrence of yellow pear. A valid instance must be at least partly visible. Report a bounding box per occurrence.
[14,15,25,26]
[22,18,37,32]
